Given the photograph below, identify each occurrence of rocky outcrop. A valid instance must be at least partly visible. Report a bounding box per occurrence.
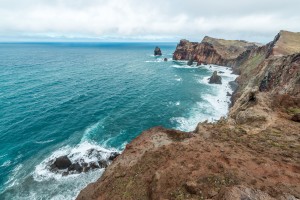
[209,71,222,84]
[173,37,260,66]
[154,46,162,56]
[48,149,120,176]
[77,31,300,200]
[51,156,72,170]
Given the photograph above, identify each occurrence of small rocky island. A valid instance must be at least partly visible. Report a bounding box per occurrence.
[77,30,300,200]
[209,71,222,84]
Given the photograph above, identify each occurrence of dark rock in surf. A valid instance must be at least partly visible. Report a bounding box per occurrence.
[209,71,222,84]
[109,152,120,161]
[90,162,100,169]
[154,47,162,56]
[98,160,108,168]
[187,59,194,66]
[68,162,83,173]
[164,58,168,62]
[52,156,72,170]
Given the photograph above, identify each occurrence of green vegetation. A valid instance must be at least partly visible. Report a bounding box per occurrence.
[287,107,300,115]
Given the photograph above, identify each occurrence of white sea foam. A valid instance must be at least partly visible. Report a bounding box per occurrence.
[33,141,118,182]
[145,58,173,63]
[35,139,55,144]
[171,64,199,69]
[175,77,182,82]
[171,65,237,131]
[0,160,12,167]
[4,164,23,189]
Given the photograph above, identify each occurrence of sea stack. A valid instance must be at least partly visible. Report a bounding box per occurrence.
[209,71,222,84]
[154,46,162,56]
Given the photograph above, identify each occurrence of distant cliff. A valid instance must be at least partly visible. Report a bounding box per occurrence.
[173,36,261,66]
[77,31,300,200]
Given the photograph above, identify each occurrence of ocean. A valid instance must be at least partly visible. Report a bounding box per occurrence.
[0,42,237,199]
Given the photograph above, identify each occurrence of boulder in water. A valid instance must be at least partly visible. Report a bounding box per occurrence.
[52,156,72,170]
[109,152,120,161]
[209,71,222,84]
[154,47,162,56]
[164,58,168,62]
[68,162,83,173]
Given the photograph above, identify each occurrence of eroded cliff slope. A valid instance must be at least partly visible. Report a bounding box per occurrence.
[173,36,260,66]
[77,31,300,200]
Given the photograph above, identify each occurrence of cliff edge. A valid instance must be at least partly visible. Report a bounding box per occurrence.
[77,31,300,200]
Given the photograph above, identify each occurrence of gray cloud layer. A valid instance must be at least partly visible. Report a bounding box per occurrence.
[0,0,299,42]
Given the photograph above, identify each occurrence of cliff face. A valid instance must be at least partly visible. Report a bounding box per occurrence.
[173,36,260,66]
[77,31,300,200]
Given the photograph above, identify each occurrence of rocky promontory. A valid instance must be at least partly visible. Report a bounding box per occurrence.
[77,31,300,200]
[173,37,261,66]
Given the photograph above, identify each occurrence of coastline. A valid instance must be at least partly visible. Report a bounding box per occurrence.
[77,30,300,200]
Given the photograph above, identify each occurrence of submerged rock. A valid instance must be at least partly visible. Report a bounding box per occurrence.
[209,71,222,84]
[154,46,162,56]
[164,58,168,62]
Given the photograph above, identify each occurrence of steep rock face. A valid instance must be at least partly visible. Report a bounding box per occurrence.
[268,30,300,57]
[173,37,260,66]
[78,31,300,200]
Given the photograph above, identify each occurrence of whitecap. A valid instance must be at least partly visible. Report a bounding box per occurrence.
[4,164,23,188]
[35,139,55,144]
[0,160,12,167]
[171,65,238,131]
[171,65,199,69]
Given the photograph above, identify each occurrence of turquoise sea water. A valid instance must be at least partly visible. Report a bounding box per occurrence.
[0,43,237,199]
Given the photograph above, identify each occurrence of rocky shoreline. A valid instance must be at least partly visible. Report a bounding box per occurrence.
[77,30,300,200]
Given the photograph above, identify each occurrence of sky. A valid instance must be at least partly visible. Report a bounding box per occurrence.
[0,0,300,43]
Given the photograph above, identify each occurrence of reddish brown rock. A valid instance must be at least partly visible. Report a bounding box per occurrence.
[77,31,300,200]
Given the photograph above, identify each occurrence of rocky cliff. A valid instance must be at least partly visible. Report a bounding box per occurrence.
[77,31,300,200]
[173,36,260,66]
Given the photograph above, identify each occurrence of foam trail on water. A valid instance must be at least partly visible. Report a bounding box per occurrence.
[171,65,237,131]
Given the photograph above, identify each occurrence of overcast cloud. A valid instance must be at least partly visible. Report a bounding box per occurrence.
[0,0,299,42]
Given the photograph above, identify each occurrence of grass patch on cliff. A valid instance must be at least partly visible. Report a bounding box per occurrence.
[287,107,300,115]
